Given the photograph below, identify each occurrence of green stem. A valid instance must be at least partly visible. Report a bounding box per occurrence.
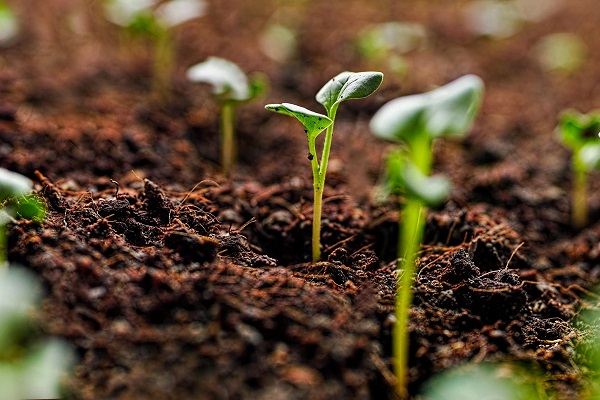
[221,102,236,178]
[152,26,173,103]
[394,132,432,399]
[310,105,339,263]
[394,198,425,399]
[572,153,588,229]
[309,137,322,262]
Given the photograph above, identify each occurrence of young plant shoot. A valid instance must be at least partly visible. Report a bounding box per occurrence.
[558,110,600,229]
[266,71,383,262]
[187,57,266,178]
[0,168,45,268]
[370,74,484,399]
[104,0,207,101]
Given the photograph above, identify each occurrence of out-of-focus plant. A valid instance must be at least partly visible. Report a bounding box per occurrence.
[0,168,45,268]
[422,362,545,400]
[104,0,207,101]
[266,71,383,262]
[370,75,484,398]
[0,1,18,46]
[464,0,562,39]
[356,22,426,76]
[536,33,587,74]
[187,57,267,178]
[259,23,297,63]
[0,267,74,398]
[557,110,600,229]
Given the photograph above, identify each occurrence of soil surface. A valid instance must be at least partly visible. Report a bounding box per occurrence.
[4,0,600,399]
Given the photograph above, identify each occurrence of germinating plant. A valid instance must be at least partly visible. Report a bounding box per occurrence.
[370,74,484,399]
[0,267,74,398]
[558,110,600,229]
[266,71,383,262]
[0,168,45,268]
[187,57,266,178]
[104,0,207,101]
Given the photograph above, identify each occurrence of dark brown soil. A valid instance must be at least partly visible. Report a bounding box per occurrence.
[4,0,600,399]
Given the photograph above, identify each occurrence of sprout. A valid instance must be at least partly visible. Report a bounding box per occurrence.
[536,33,587,74]
[0,168,45,268]
[370,74,484,398]
[267,71,383,262]
[423,363,541,400]
[558,110,600,229]
[0,267,75,399]
[187,57,267,178]
[103,0,207,101]
[0,1,18,46]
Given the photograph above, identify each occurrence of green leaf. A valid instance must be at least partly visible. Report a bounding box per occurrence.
[0,168,32,202]
[558,109,600,151]
[187,57,251,102]
[316,71,383,114]
[15,196,46,221]
[580,143,600,171]
[425,74,484,138]
[370,74,484,143]
[370,94,428,143]
[265,103,332,140]
[386,152,451,206]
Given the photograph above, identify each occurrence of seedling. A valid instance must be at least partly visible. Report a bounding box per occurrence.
[370,74,484,398]
[104,0,207,101]
[0,1,18,46]
[558,110,600,229]
[0,267,74,398]
[266,71,383,262]
[187,57,266,178]
[0,168,45,267]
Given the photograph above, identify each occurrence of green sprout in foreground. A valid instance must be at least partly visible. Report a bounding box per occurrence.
[266,71,383,262]
[0,267,74,398]
[187,57,266,178]
[370,74,484,399]
[0,168,45,268]
[558,110,600,229]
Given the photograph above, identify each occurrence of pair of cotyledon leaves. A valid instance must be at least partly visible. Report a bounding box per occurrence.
[265,71,384,140]
[559,109,600,171]
[187,57,265,103]
[371,74,484,206]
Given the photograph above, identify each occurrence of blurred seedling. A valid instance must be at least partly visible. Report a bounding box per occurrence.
[0,267,74,398]
[104,0,207,101]
[422,362,544,400]
[0,1,18,46]
[0,168,45,267]
[355,22,427,77]
[187,57,267,178]
[558,110,600,229]
[370,74,484,398]
[266,71,383,262]
[536,33,587,74]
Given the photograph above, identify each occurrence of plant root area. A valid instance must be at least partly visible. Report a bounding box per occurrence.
[4,0,600,399]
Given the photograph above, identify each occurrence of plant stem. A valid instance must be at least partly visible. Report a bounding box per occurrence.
[394,133,432,399]
[310,106,339,263]
[152,26,173,103]
[221,102,236,178]
[308,136,322,262]
[394,198,425,399]
[572,153,588,229]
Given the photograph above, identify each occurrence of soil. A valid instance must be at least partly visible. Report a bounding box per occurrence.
[3,0,600,399]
